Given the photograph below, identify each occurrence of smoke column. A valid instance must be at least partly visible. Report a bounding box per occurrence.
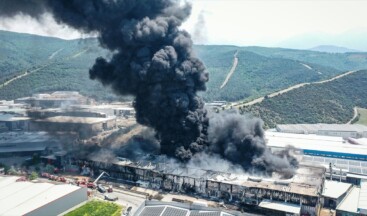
[192,10,208,44]
[0,0,297,177]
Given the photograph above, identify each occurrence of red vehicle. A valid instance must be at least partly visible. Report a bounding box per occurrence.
[41,172,50,178]
[59,177,67,183]
[49,175,58,181]
[107,186,113,193]
[87,182,96,189]
[16,177,27,182]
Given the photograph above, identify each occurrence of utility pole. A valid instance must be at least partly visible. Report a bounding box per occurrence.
[334,164,342,182]
[329,163,333,181]
[340,167,342,182]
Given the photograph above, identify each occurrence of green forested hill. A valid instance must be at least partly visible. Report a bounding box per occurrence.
[241,70,367,128]
[199,48,340,102]
[0,30,81,83]
[0,38,117,101]
[0,31,116,101]
[1,31,367,103]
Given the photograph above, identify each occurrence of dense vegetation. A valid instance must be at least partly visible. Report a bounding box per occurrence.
[0,31,120,101]
[241,70,367,128]
[1,31,367,104]
[0,30,85,83]
[65,200,122,216]
[200,48,340,102]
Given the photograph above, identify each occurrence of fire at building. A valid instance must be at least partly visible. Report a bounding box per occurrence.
[82,157,325,216]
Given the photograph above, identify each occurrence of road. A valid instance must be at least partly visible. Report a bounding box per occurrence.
[347,107,358,124]
[94,188,145,215]
[300,63,313,70]
[220,50,239,89]
[0,65,49,89]
[70,48,89,59]
[0,48,90,89]
[233,70,356,108]
[48,48,64,59]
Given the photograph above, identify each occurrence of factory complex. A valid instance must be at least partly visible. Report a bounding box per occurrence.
[2,92,367,215]
[276,124,367,139]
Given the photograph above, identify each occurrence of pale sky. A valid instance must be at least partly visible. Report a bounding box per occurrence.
[1,0,367,49]
[184,0,367,48]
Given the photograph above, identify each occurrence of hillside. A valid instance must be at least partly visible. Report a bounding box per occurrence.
[0,31,116,101]
[1,31,367,103]
[0,47,119,101]
[198,47,341,102]
[0,30,85,83]
[241,70,367,128]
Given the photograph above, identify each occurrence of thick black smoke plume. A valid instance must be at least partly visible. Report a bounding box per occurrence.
[0,0,297,177]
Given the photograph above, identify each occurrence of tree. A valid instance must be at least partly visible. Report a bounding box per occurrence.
[29,171,38,180]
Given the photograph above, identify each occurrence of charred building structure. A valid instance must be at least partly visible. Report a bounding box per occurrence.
[87,157,325,216]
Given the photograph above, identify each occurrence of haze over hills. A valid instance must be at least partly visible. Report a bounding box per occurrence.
[277,29,367,51]
[309,45,362,53]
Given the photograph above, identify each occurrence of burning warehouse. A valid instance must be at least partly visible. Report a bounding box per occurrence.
[86,157,325,215]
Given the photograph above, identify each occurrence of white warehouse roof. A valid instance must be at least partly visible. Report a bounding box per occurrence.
[0,176,84,215]
[277,124,367,133]
[359,180,367,214]
[337,180,367,214]
[322,180,352,199]
[265,131,367,157]
[337,186,360,214]
[259,199,301,214]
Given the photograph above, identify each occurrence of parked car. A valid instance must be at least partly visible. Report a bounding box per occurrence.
[104,194,118,201]
[97,184,106,193]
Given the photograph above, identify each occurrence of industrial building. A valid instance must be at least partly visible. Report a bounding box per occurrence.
[276,124,367,138]
[0,101,30,132]
[113,107,135,117]
[0,113,30,132]
[30,116,117,139]
[266,131,367,186]
[0,176,87,216]
[134,200,237,216]
[0,131,61,157]
[266,131,367,161]
[15,91,88,108]
[86,157,325,216]
[321,180,352,209]
[336,180,367,216]
[27,108,108,119]
[71,103,135,117]
[205,101,228,109]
